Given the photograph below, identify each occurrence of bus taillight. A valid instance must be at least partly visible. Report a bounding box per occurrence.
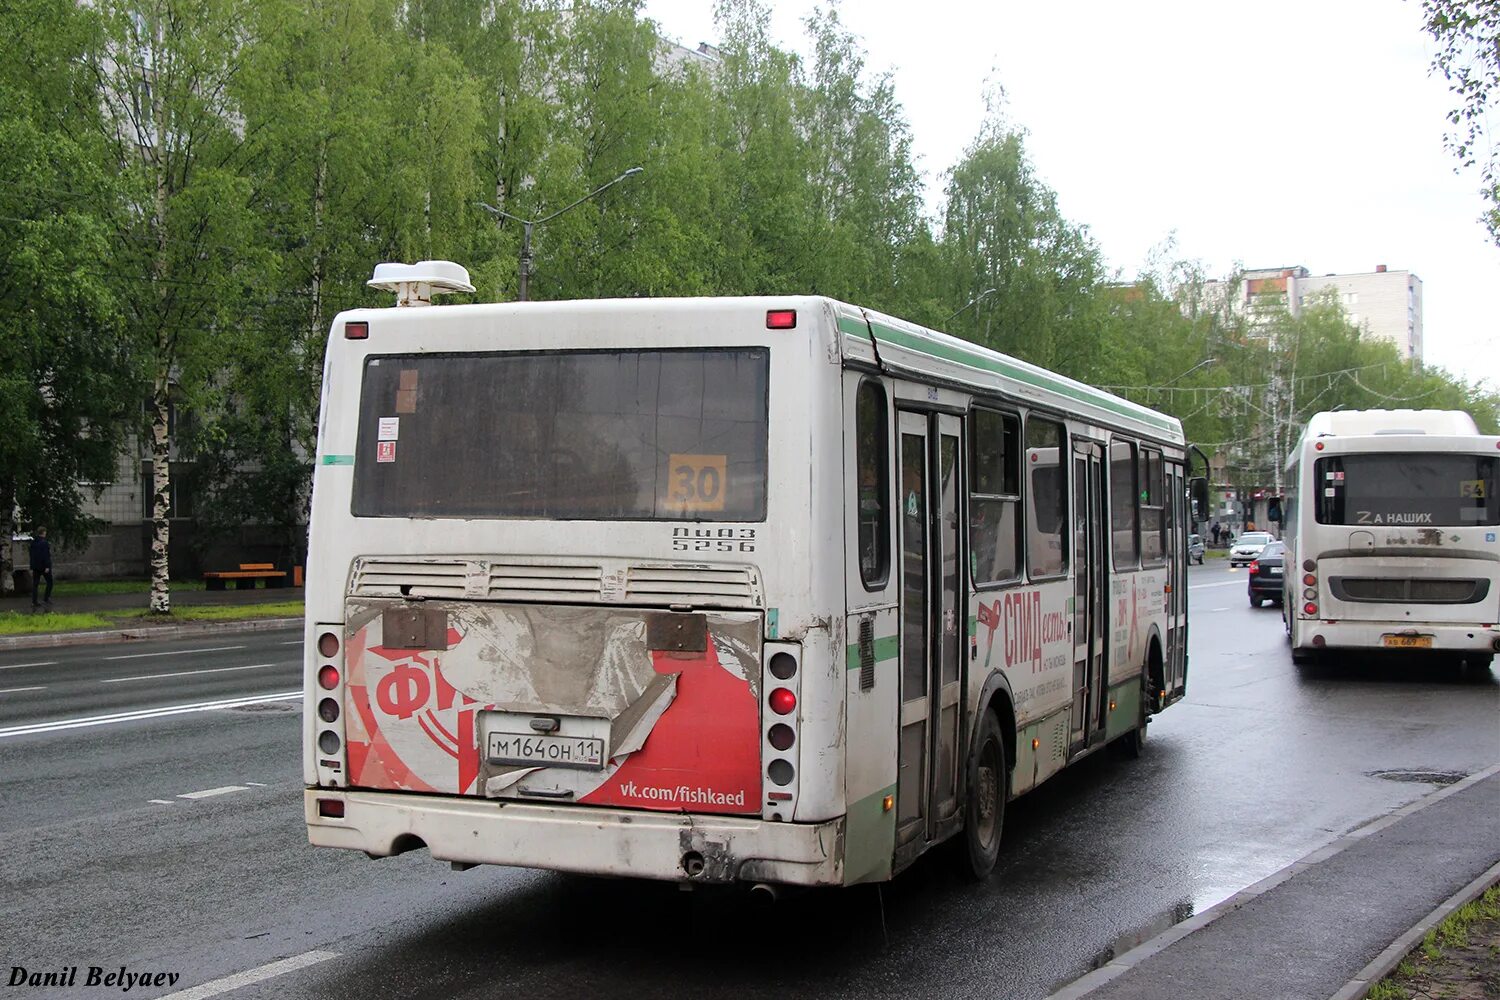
[318,632,340,657]
[761,642,803,822]
[1304,602,1319,616]
[318,665,340,690]
[1303,573,1317,587]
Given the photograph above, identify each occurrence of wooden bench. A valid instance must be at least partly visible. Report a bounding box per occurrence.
[203,562,289,590]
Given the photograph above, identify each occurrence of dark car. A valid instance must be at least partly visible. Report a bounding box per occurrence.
[1248,540,1286,607]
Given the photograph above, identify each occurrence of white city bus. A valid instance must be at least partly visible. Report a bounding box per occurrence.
[1282,409,1500,667]
[303,260,1195,887]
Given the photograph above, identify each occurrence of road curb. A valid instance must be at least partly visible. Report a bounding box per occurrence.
[1046,762,1500,1000]
[1327,859,1500,1000]
[0,617,302,651]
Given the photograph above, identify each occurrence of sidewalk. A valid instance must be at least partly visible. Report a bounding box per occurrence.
[0,584,303,650]
[1050,765,1500,1000]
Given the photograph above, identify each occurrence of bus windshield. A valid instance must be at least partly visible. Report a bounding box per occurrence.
[1314,453,1499,527]
[352,348,769,521]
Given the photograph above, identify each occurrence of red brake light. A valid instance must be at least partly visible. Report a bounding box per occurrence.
[1248,560,1259,574]
[766,309,797,329]
[768,687,797,715]
[1315,441,1325,450]
[1303,573,1317,586]
[318,665,340,690]
[345,321,369,340]
[317,798,345,818]
[1304,602,1319,616]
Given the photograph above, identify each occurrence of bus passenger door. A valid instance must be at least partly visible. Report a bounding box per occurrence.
[1071,441,1107,751]
[1165,463,1187,697]
[895,411,963,849]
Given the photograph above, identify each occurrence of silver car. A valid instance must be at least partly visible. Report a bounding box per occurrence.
[1188,533,1206,564]
[1229,531,1273,567]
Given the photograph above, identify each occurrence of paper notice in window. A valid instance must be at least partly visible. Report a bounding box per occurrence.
[378,417,399,441]
[666,454,728,512]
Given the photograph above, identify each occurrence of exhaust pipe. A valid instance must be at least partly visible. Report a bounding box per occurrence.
[749,882,779,903]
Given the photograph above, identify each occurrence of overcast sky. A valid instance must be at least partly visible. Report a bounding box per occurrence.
[642,0,1499,388]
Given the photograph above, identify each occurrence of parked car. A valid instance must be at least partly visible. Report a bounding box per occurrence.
[1248,540,1286,607]
[1229,531,1274,567]
[1187,533,1206,564]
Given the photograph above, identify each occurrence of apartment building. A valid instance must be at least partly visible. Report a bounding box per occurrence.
[1208,264,1423,362]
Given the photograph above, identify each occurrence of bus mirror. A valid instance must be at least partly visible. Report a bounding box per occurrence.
[1268,496,1283,523]
[1189,477,1210,522]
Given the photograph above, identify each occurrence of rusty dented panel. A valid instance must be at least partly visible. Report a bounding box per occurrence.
[343,598,764,815]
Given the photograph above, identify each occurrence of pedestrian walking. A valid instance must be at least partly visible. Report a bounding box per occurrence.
[1211,521,1221,547]
[29,526,53,609]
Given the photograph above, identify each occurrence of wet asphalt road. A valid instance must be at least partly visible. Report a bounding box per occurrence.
[0,561,1496,1000]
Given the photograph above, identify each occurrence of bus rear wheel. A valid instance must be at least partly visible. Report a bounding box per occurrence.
[958,712,1007,881]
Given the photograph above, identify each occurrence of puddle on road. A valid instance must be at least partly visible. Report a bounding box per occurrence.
[1087,900,1196,971]
[1365,768,1467,785]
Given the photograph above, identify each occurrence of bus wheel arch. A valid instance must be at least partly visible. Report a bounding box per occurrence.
[958,677,1015,880]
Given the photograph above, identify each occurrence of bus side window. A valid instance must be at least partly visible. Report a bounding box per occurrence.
[1139,448,1165,566]
[1024,415,1067,577]
[970,407,1021,585]
[855,380,890,589]
[1110,439,1139,569]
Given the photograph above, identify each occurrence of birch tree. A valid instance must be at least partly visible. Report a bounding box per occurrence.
[91,0,262,613]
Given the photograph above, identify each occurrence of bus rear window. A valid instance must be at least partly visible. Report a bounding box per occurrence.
[1315,454,1499,527]
[352,349,769,521]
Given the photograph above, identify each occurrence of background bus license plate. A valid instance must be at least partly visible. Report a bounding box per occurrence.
[1382,635,1433,649]
[488,732,604,769]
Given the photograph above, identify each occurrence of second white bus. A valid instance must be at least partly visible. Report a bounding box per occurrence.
[1282,408,1500,667]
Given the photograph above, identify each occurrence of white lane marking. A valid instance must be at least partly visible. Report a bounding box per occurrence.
[1189,580,1244,590]
[156,951,340,1000]
[105,644,246,661]
[0,686,46,694]
[278,639,303,645]
[101,662,281,684]
[0,661,58,670]
[179,785,249,799]
[149,799,173,805]
[244,782,267,787]
[1210,607,1229,612]
[0,691,300,739]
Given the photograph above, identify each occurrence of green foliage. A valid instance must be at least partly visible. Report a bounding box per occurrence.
[5,0,1496,565]
[1422,0,1500,245]
[0,0,135,550]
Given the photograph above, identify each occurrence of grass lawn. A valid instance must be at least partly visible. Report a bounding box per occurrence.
[0,600,302,636]
[1367,884,1500,999]
[52,579,206,596]
[113,601,304,622]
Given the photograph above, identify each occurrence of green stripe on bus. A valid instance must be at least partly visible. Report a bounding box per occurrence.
[321,455,354,466]
[868,321,1178,434]
[836,314,869,337]
[845,635,900,670]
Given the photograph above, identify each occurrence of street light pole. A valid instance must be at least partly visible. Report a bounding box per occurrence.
[479,166,643,301]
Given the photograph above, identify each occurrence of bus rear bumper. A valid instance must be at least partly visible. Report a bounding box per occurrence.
[305,789,846,887]
[1295,621,1500,655]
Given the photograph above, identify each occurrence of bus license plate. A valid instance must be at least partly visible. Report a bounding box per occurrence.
[488,732,605,769]
[1382,635,1433,649]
